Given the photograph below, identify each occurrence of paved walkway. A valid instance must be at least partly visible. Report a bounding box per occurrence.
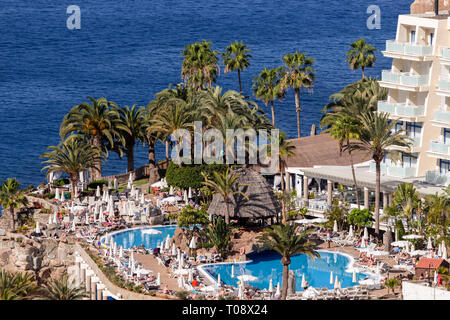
[134,253,181,292]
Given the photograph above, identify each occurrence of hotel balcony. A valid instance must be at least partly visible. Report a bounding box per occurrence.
[378,101,425,122]
[431,108,450,128]
[380,70,429,92]
[436,77,450,97]
[369,162,417,178]
[439,47,450,65]
[427,141,450,160]
[425,171,450,186]
[384,40,433,61]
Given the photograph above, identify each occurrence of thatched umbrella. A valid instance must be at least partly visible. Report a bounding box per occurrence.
[207,168,281,221]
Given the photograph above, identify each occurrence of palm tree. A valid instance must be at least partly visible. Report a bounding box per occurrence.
[345,112,413,235]
[256,224,319,300]
[321,77,387,130]
[329,115,361,209]
[346,38,377,79]
[201,168,248,224]
[203,216,234,258]
[40,276,89,300]
[60,97,129,180]
[252,67,285,126]
[181,40,219,90]
[0,178,28,231]
[41,136,105,199]
[424,192,449,239]
[222,41,252,93]
[142,104,161,184]
[0,270,37,300]
[115,104,145,172]
[150,103,194,162]
[279,52,315,138]
[271,132,296,224]
[393,183,419,221]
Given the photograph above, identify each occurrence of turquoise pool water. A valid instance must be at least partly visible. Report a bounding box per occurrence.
[107,226,178,249]
[104,227,368,290]
[201,250,368,291]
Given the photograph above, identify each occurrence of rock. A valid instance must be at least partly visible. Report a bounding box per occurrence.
[148,215,164,225]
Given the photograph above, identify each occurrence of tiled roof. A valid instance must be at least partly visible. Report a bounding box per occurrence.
[415,258,448,269]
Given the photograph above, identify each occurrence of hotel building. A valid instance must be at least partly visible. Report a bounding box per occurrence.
[278,1,450,230]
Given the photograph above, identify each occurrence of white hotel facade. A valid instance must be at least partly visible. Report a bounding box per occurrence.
[281,6,450,229]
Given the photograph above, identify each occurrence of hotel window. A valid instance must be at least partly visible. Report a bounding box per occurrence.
[444,128,450,144]
[394,121,404,133]
[410,30,416,44]
[406,122,422,137]
[439,159,450,174]
[401,154,417,168]
[429,33,434,46]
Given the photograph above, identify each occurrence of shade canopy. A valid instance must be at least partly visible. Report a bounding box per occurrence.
[207,168,281,219]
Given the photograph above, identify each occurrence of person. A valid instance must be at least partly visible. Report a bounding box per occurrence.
[326,230,331,248]
[192,278,199,287]
[303,280,309,290]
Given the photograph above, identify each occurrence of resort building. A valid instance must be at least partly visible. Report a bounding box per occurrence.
[278,1,450,230]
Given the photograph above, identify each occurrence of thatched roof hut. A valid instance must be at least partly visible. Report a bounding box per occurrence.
[207,168,281,220]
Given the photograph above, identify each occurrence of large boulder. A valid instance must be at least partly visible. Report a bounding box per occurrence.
[148,215,164,225]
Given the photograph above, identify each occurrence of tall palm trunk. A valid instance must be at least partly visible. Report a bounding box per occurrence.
[127,140,135,172]
[348,138,360,210]
[148,139,160,185]
[280,162,287,224]
[224,196,230,224]
[270,100,275,127]
[294,88,301,138]
[362,67,365,79]
[165,139,170,161]
[281,257,290,300]
[375,161,381,235]
[10,207,15,230]
[70,173,79,199]
[90,135,102,181]
[238,69,242,93]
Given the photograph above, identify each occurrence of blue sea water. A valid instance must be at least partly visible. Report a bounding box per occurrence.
[201,250,368,291]
[0,0,411,189]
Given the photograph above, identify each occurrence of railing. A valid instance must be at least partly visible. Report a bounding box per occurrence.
[386,40,433,56]
[369,162,416,177]
[430,141,450,156]
[378,101,425,117]
[440,47,450,60]
[426,171,450,185]
[438,77,450,91]
[382,70,429,86]
[434,109,450,123]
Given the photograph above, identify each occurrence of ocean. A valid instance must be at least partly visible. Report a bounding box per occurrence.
[0,0,411,188]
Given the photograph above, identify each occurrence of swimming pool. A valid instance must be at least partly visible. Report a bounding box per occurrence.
[102,226,371,290]
[105,225,178,249]
[199,250,370,291]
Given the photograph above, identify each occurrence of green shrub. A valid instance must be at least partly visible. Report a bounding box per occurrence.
[165,161,227,189]
[88,180,108,190]
[44,193,56,199]
[308,192,315,199]
[171,205,209,228]
[54,178,70,186]
[347,209,374,230]
[175,290,190,300]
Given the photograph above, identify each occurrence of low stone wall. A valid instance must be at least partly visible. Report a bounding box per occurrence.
[73,243,172,300]
[402,280,450,300]
[101,161,168,185]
